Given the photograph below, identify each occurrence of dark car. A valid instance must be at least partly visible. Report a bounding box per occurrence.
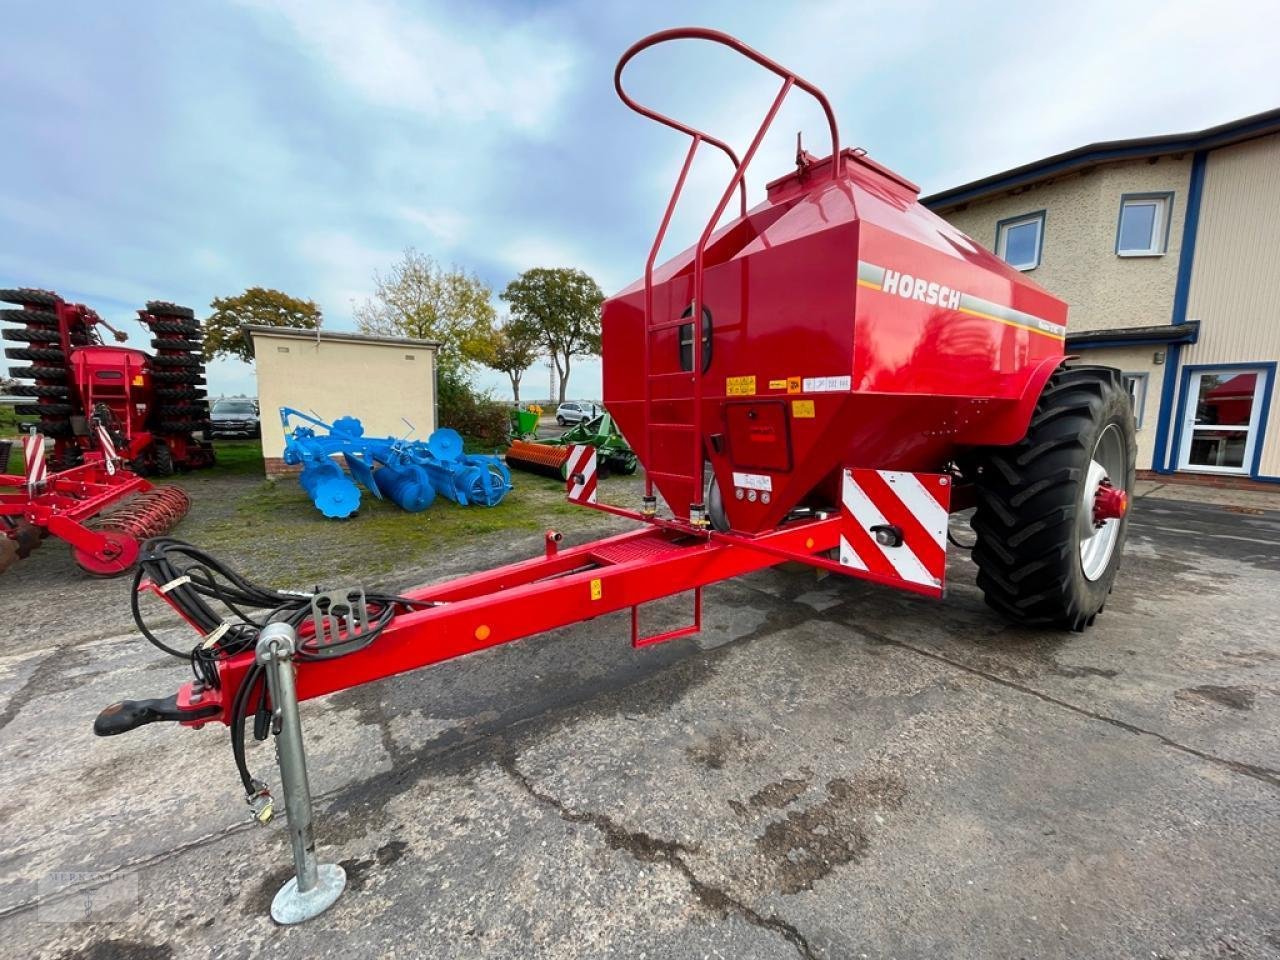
[210,399,260,438]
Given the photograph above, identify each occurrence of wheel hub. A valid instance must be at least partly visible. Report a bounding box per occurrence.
[1093,482,1128,525]
[1078,423,1128,582]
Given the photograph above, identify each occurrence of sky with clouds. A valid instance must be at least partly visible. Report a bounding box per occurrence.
[3,0,1276,402]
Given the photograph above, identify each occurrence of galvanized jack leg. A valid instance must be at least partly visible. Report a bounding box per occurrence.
[256,623,347,924]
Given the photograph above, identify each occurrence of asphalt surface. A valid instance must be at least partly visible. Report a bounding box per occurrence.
[2,487,1279,959]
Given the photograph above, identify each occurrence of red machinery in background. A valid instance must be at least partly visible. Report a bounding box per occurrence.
[1,289,209,573]
[93,30,1135,923]
[3,288,215,473]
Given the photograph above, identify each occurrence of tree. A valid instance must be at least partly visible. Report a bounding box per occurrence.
[354,248,495,378]
[500,268,603,404]
[480,315,542,403]
[204,287,321,363]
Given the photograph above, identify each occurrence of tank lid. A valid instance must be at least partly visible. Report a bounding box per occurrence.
[766,147,919,202]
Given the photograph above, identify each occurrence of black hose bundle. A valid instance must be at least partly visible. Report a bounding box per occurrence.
[130,538,429,798]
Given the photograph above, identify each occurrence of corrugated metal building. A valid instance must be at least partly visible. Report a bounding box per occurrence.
[925,109,1280,483]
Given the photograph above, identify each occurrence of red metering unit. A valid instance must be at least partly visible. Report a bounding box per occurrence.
[94,30,1135,924]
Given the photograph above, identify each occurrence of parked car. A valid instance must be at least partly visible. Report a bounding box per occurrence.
[210,398,261,438]
[555,401,599,426]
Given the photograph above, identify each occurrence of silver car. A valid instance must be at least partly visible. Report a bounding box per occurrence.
[555,401,598,426]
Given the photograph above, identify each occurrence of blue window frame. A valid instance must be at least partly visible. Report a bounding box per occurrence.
[1116,192,1173,256]
[995,210,1045,271]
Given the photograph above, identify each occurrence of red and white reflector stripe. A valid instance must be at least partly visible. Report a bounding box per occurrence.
[95,423,120,476]
[565,444,598,505]
[838,469,951,597]
[23,433,47,490]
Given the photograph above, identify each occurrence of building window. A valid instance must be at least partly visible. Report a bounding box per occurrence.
[1176,366,1270,475]
[1122,372,1148,429]
[1116,193,1171,256]
[995,211,1045,271]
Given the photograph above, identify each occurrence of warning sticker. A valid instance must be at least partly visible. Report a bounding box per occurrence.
[590,578,603,601]
[732,472,772,491]
[767,379,788,390]
[801,375,852,393]
[726,375,757,396]
[792,399,815,418]
[786,376,802,394]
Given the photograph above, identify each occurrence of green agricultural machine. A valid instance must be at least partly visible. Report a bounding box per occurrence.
[505,412,638,479]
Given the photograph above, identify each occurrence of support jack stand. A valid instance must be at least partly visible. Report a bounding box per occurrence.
[256,623,347,924]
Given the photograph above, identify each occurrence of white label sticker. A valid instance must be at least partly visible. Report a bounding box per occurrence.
[801,376,852,393]
[732,472,772,492]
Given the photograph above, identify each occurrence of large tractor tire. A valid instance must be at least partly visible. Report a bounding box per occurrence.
[970,364,1136,631]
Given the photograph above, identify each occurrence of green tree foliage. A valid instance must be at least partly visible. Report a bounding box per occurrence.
[480,315,542,403]
[204,287,321,363]
[436,368,511,448]
[500,268,602,404]
[355,247,495,378]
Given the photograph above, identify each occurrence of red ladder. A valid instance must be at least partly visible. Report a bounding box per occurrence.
[615,28,843,526]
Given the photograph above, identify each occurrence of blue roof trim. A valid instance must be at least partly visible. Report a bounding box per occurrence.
[1152,149,1208,472]
[1169,152,1208,328]
[922,108,1280,209]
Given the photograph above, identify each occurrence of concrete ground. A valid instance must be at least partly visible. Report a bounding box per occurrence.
[2,482,1280,959]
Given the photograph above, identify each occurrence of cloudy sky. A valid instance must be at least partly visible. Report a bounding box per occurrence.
[3,0,1276,401]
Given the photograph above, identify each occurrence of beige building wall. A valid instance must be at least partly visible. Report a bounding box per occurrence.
[940,156,1192,333]
[1175,132,1280,478]
[249,329,437,473]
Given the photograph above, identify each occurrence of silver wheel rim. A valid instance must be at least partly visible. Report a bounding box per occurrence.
[1079,423,1125,581]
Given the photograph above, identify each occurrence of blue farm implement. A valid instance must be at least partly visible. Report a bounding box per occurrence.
[280,409,512,519]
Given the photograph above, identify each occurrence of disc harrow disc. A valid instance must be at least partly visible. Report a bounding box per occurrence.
[150,337,203,352]
[2,327,61,343]
[0,536,18,574]
[0,308,58,327]
[8,365,69,381]
[144,301,196,319]
[0,289,58,308]
[5,347,66,363]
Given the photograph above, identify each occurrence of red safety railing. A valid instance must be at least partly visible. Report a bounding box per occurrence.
[614,28,843,523]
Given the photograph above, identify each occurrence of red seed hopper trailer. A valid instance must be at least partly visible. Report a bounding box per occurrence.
[94,30,1134,922]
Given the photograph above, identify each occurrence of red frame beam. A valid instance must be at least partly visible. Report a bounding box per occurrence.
[172,517,844,728]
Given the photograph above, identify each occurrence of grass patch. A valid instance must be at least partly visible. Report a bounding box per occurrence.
[197,439,265,478]
[202,474,547,582]
[166,436,586,585]
[2,404,22,473]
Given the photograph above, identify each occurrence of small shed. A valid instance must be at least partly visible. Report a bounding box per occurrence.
[243,325,439,477]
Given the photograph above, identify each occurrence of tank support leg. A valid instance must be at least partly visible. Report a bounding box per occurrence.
[256,623,346,924]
